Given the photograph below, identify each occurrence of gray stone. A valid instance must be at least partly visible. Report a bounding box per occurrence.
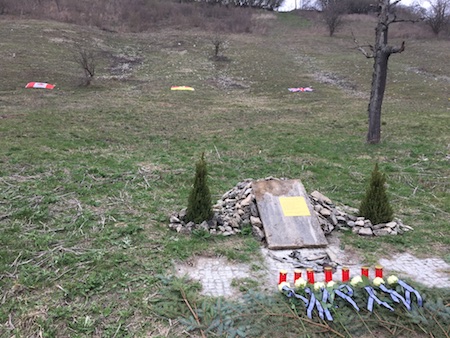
[310,191,332,205]
[252,225,265,241]
[373,229,390,236]
[364,220,373,228]
[347,214,357,221]
[179,226,191,235]
[358,227,373,236]
[170,215,181,223]
[250,216,262,227]
[347,220,355,227]
[250,202,259,217]
[240,194,253,207]
[199,221,209,230]
[386,221,397,229]
[320,208,331,216]
[372,223,386,230]
[355,220,365,226]
[330,212,338,225]
[229,217,240,228]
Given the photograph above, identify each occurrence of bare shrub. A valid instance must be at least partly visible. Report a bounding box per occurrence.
[319,0,347,36]
[424,0,450,36]
[210,36,231,61]
[73,46,97,86]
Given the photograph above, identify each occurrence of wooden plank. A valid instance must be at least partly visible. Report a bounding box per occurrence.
[253,179,328,249]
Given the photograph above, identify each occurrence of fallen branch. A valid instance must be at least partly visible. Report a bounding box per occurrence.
[179,288,206,338]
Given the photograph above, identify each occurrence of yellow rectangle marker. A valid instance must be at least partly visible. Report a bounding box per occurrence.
[279,196,311,216]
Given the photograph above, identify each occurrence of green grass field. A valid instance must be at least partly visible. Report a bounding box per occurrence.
[0,10,449,337]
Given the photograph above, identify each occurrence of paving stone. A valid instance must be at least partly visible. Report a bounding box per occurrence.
[175,241,450,298]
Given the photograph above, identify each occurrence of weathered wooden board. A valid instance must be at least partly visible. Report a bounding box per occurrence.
[253,179,328,249]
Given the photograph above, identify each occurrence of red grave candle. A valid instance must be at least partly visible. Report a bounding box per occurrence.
[324,266,333,283]
[375,265,383,278]
[342,267,350,282]
[306,268,315,284]
[279,270,287,284]
[361,266,369,278]
[294,269,302,282]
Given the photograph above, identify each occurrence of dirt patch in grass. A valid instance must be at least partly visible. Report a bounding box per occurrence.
[109,54,144,76]
[206,76,250,90]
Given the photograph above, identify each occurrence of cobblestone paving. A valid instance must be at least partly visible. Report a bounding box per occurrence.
[175,242,450,298]
[176,257,254,298]
[379,253,450,288]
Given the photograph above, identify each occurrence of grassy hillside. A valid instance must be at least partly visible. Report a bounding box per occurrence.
[0,9,449,336]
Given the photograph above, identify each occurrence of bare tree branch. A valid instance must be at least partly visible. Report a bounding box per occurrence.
[352,31,374,58]
[387,40,405,54]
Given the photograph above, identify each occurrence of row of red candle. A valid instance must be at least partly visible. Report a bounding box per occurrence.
[278,266,384,284]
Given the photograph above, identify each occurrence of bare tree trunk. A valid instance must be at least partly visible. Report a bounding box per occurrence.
[366,0,405,144]
[367,50,389,144]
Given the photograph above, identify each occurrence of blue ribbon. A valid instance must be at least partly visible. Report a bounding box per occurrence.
[338,284,354,297]
[282,286,332,320]
[320,289,334,321]
[335,285,360,312]
[379,284,411,310]
[364,286,394,312]
[304,288,318,319]
[398,280,423,307]
[281,285,309,306]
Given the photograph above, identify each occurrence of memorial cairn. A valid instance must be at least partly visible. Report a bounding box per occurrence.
[168,177,413,238]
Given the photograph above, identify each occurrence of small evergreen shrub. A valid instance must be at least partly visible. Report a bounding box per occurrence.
[185,153,213,224]
[359,163,394,224]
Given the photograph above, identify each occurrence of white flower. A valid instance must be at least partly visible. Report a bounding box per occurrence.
[294,277,307,289]
[373,277,385,287]
[278,281,290,292]
[350,275,363,287]
[387,275,398,285]
[326,281,336,288]
[313,282,325,291]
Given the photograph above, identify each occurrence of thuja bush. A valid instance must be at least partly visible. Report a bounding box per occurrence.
[359,163,394,225]
[185,153,213,224]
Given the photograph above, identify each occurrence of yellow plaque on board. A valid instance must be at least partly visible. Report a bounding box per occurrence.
[279,196,311,217]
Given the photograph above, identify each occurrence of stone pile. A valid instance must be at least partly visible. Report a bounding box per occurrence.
[168,177,414,239]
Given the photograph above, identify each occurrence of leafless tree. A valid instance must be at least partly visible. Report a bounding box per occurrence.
[424,0,450,35]
[320,0,347,36]
[212,36,224,59]
[74,46,97,86]
[355,0,407,144]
